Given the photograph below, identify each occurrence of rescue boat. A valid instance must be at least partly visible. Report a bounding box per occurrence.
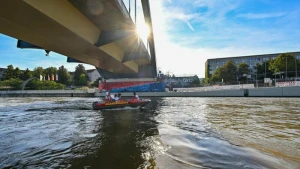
[92,99,151,110]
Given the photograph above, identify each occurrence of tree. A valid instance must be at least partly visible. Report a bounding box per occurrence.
[222,60,237,83]
[0,78,23,89]
[44,67,58,80]
[74,64,87,85]
[14,67,22,79]
[254,60,273,80]
[21,68,32,80]
[205,64,210,78]
[210,60,237,83]
[77,74,88,86]
[201,78,210,86]
[237,63,250,81]
[269,53,297,77]
[57,65,70,85]
[237,63,249,76]
[2,65,15,80]
[32,67,44,78]
[210,67,222,82]
[92,77,102,87]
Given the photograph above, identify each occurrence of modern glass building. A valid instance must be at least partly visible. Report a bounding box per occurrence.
[205,52,300,78]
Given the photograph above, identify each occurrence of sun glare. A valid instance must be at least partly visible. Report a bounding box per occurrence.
[136,23,150,39]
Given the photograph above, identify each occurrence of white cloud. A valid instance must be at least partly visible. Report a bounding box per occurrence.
[237,12,287,19]
[186,22,195,31]
[149,0,300,77]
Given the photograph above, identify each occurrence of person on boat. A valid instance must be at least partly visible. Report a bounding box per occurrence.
[114,94,119,102]
[109,92,114,101]
[105,90,111,101]
[133,92,139,101]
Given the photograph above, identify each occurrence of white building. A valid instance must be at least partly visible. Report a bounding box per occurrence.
[205,51,300,78]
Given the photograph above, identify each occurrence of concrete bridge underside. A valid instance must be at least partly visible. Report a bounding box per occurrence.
[0,0,157,79]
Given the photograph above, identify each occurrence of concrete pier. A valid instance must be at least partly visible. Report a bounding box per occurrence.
[96,86,300,97]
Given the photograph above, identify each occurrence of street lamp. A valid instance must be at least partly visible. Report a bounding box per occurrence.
[256,66,258,88]
[295,56,298,81]
[286,56,287,81]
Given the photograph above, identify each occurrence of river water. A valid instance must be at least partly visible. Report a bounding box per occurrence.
[0,97,299,169]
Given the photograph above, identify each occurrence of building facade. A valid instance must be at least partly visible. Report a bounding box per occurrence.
[86,69,101,83]
[0,68,6,81]
[205,52,300,78]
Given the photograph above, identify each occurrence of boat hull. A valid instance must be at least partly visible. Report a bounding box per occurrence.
[92,99,151,110]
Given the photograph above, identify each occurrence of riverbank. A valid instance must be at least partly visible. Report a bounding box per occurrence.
[1,86,300,97]
[97,86,300,97]
[0,90,95,97]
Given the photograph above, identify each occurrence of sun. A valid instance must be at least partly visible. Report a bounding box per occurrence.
[136,23,150,39]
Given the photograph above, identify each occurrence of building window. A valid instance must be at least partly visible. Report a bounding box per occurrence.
[256,58,260,61]
[216,61,219,64]
[222,61,225,65]
[297,55,300,59]
[272,57,276,60]
[263,58,269,61]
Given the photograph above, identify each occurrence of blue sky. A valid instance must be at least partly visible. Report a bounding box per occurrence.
[1,0,300,77]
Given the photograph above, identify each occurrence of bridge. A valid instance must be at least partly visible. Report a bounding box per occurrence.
[0,0,157,79]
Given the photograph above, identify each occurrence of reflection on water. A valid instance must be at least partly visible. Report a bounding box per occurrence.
[0,97,299,168]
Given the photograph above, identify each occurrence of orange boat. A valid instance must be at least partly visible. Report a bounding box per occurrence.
[92,99,151,110]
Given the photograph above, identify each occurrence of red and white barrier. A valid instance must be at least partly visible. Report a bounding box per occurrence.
[276,81,300,87]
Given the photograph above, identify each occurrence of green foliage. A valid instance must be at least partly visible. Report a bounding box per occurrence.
[269,53,297,73]
[201,78,210,86]
[210,60,237,83]
[205,64,210,78]
[2,65,15,80]
[210,67,222,82]
[254,61,273,79]
[223,60,237,80]
[237,63,249,76]
[0,78,23,89]
[21,68,32,80]
[30,80,65,90]
[57,65,70,85]
[77,74,87,86]
[44,67,58,78]
[14,67,22,79]
[32,67,44,78]
[74,64,87,85]
[92,77,102,87]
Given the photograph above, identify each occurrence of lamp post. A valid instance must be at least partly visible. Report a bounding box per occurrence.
[286,56,287,82]
[264,61,266,87]
[256,66,258,88]
[295,56,297,81]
